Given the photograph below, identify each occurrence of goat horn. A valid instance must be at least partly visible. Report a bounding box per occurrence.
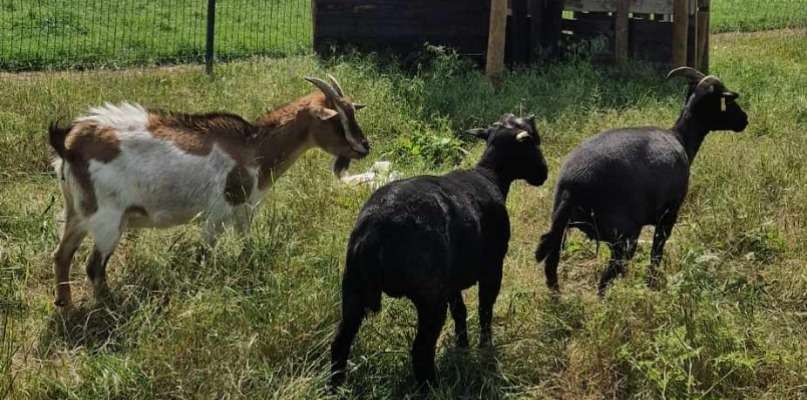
[305,76,342,103]
[327,74,345,97]
[516,130,531,142]
[666,67,706,83]
[305,77,366,154]
[694,75,723,95]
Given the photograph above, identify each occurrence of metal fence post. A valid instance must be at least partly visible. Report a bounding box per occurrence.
[205,0,217,75]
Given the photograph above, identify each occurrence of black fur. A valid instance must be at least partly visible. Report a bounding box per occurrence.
[331,114,549,387]
[48,120,72,159]
[536,69,749,295]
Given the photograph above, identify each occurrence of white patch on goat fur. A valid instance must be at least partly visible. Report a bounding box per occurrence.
[77,102,149,130]
[84,115,251,229]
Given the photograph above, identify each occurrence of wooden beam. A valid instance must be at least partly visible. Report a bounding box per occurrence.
[614,0,630,63]
[528,0,545,61]
[487,0,509,77]
[512,0,530,64]
[697,0,710,73]
[672,0,689,67]
[546,0,564,59]
[564,0,673,14]
[688,9,698,68]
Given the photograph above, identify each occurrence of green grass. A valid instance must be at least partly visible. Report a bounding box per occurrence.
[0,0,311,71]
[711,0,807,33]
[2,0,804,71]
[1,28,807,399]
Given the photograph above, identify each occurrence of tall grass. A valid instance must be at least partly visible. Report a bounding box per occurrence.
[0,28,805,398]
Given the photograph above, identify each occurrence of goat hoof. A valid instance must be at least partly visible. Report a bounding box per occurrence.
[53,294,72,307]
[54,298,73,311]
[646,275,664,291]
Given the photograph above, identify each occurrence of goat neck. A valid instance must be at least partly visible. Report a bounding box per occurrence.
[671,103,710,165]
[475,152,513,198]
[252,108,315,190]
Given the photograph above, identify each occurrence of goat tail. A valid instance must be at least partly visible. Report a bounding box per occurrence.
[344,237,382,314]
[48,119,72,159]
[535,190,572,263]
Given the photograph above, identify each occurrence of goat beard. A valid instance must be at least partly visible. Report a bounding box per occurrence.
[333,156,351,178]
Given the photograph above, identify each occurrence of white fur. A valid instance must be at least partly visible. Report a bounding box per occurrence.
[77,102,149,130]
[57,103,262,250]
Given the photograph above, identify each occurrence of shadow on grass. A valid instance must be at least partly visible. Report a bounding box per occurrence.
[37,288,168,356]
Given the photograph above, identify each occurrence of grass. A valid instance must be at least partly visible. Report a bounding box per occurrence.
[1,26,807,399]
[1,0,804,71]
[711,0,807,33]
[0,0,311,71]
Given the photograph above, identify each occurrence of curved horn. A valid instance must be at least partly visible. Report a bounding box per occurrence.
[695,75,723,90]
[306,77,367,154]
[305,76,341,102]
[516,130,531,142]
[327,74,345,97]
[666,67,706,83]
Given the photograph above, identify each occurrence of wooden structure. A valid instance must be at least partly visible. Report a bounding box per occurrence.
[313,0,710,72]
[313,0,490,57]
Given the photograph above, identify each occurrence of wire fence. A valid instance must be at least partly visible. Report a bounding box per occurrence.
[0,0,803,72]
[0,0,312,71]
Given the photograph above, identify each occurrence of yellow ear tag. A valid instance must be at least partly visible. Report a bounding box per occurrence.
[721,97,727,112]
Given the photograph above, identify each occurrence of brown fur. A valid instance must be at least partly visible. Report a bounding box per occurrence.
[63,124,122,215]
[146,93,340,190]
[146,112,256,165]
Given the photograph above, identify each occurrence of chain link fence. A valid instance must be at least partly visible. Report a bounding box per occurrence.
[0,0,311,71]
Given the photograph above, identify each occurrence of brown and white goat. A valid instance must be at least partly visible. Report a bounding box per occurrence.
[48,76,369,307]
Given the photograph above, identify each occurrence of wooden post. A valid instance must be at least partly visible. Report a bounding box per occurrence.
[614,0,630,64]
[688,0,698,68]
[512,0,529,65]
[311,0,318,53]
[487,0,508,77]
[672,0,689,67]
[528,0,545,61]
[697,0,710,73]
[205,0,217,76]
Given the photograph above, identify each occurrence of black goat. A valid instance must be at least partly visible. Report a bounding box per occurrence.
[331,114,549,387]
[536,67,748,295]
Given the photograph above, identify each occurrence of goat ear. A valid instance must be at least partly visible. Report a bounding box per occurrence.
[353,103,367,110]
[464,128,490,141]
[526,114,537,131]
[310,106,339,121]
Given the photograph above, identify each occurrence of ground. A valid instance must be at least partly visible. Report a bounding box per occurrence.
[1,20,806,400]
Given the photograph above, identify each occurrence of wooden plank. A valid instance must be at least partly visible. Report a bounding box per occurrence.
[487,0,509,77]
[630,18,672,62]
[672,0,688,66]
[687,11,697,68]
[564,0,674,14]
[697,0,710,72]
[314,0,491,56]
[512,0,530,64]
[528,0,545,60]
[545,0,564,58]
[562,14,612,38]
[614,0,629,63]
